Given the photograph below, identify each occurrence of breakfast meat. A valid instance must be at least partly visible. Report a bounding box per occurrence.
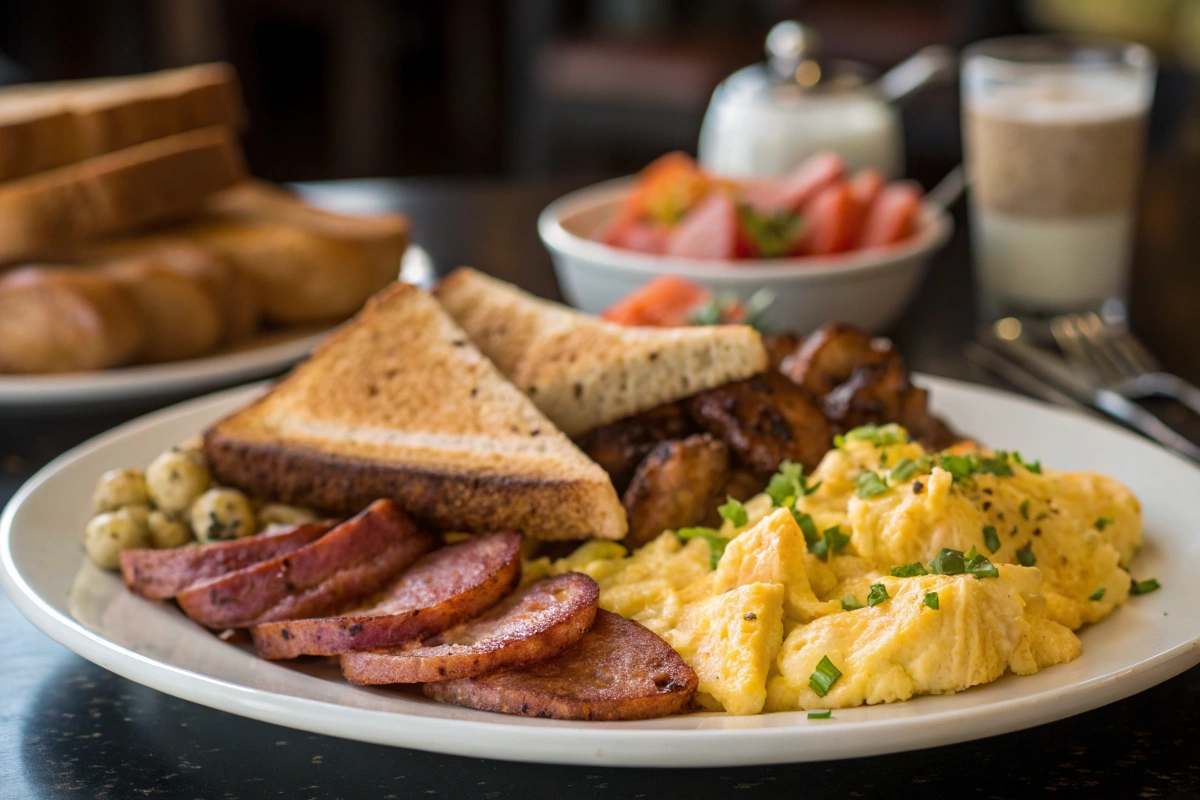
[576,403,695,494]
[340,572,598,685]
[622,434,730,548]
[423,610,697,721]
[120,521,332,600]
[761,331,801,371]
[251,531,522,659]
[779,322,895,397]
[823,355,959,450]
[689,371,834,474]
[176,499,434,629]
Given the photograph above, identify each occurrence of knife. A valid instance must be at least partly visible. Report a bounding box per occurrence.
[978,326,1200,462]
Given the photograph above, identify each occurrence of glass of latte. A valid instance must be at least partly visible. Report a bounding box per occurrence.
[962,36,1155,331]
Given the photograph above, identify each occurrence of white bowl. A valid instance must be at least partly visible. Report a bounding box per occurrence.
[539,178,953,333]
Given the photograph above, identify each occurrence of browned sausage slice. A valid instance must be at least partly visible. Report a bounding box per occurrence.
[119,521,333,600]
[423,610,697,720]
[176,500,434,629]
[340,572,598,685]
[251,531,522,659]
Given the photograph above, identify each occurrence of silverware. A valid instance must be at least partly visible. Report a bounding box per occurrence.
[979,321,1200,462]
[1051,311,1200,417]
[963,342,1098,416]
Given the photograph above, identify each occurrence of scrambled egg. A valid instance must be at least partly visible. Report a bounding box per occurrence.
[525,429,1143,715]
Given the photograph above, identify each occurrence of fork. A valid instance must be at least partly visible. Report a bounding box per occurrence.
[1051,312,1200,416]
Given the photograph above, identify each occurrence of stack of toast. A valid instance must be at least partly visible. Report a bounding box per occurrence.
[0,64,409,374]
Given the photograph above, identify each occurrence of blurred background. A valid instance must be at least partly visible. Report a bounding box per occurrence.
[2,0,1197,190]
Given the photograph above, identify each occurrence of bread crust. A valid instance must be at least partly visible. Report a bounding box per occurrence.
[205,429,621,542]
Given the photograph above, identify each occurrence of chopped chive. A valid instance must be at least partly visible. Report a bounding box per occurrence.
[1095,517,1115,531]
[794,511,819,545]
[766,460,819,507]
[1019,500,1030,520]
[890,458,918,483]
[855,470,888,499]
[1088,586,1106,601]
[677,527,727,569]
[923,591,940,610]
[928,548,966,575]
[965,552,1000,579]
[808,655,842,697]
[891,561,929,578]
[867,583,890,607]
[1016,542,1036,567]
[1013,451,1042,474]
[978,453,1014,477]
[938,454,975,483]
[807,710,833,719]
[718,496,747,528]
[965,544,978,561]
[841,594,863,611]
[982,525,1001,554]
[1130,577,1161,595]
[809,525,850,562]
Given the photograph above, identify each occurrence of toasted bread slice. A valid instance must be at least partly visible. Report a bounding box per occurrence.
[0,125,245,264]
[433,268,769,436]
[0,63,243,181]
[204,283,627,541]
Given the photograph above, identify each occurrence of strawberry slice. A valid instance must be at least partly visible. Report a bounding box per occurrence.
[666,190,737,259]
[600,275,710,327]
[799,181,856,256]
[858,182,923,248]
[846,169,885,245]
[779,152,846,211]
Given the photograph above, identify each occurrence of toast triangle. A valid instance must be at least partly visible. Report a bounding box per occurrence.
[204,282,626,541]
[433,268,769,436]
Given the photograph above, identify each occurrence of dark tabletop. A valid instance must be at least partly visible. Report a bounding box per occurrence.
[6,173,1200,800]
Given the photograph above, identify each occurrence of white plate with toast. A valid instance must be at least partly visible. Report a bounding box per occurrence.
[4,375,1199,766]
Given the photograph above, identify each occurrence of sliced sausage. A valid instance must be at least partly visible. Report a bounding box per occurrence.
[176,500,434,629]
[340,572,598,685]
[251,531,522,659]
[120,521,333,600]
[423,610,697,721]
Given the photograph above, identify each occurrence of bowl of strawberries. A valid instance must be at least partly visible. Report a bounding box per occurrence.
[538,151,952,332]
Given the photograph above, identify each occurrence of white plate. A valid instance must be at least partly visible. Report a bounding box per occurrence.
[2,377,1196,767]
[0,245,435,411]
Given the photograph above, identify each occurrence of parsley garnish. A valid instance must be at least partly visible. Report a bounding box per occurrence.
[766,460,820,507]
[841,594,863,611]
[718,496,747,528]
[867,583,890,607]
[1013,452,1042,474]
[977,452,1014,477]
[855,470,888,499]
[938,454,975,483]
[809,525,850,561]
[1088,586,1106,601]
[965,552,1000,578]
[890,458,918,483]
[928,548,966,575]
[737,205,800,258]
[1019,500,1030,520]
[1130,577,1161,595]
[678,527,727,569]
[1016,542,1036,567]
[1095,517,1114,531]
[891,561,929,577]
[924,591,940,610]
[982,525,1001,554]
[809,655,842,697]
[807,710,833,719]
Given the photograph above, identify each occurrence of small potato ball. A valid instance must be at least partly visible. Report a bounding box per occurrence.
[191,488,257,543]
[147,510,193,549]
[257,503,318,528]
[91,468,150,513]
[84,508,150,569]
[146,449,210,513]
[177,435,205,458]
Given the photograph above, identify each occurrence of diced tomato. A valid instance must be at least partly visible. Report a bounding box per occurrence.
[779,152,846,211]
[600,275,710,327]
[666,190,738,259]
[736,179,790,216]
[625,151,710,225]
[798,181,856,256]
[606,219,670,254]
[858,182,923,248]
